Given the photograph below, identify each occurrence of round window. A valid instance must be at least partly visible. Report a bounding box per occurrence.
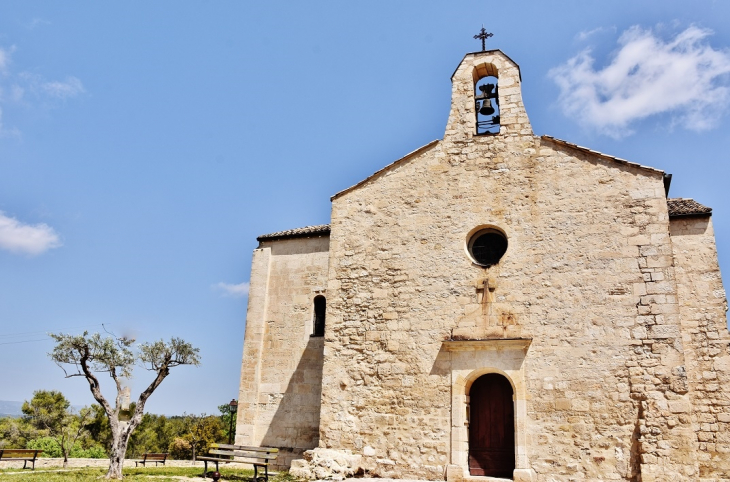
[468,229,508,266]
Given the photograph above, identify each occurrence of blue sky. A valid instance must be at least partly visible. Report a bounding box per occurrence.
[1,1,729,416]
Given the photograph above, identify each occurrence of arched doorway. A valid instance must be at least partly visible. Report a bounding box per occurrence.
[469,373,515,478]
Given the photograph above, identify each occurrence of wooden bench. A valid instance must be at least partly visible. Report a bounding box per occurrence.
[135,452,168,467]
[0,449,43,470]
[199,443,278,481]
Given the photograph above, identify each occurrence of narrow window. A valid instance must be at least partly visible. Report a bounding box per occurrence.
[312,296,326,337]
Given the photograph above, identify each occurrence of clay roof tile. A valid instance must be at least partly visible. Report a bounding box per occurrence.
[667,198,712,218]
[256,224,331,242]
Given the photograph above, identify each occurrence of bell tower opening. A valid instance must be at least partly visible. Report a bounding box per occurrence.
[473,63,500,135]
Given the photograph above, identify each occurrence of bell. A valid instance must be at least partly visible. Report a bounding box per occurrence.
[479,99,495,116]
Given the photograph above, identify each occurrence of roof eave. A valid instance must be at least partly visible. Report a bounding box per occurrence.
[542,135,664,176]
[257,231,331,243]
[668,212,712,219]
[331,140,440,201]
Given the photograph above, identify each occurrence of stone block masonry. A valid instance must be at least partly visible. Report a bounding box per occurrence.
[237,49,730,481]
[236,235,330,468]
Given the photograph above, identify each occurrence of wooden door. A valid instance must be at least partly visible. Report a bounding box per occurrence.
[469,373,515,478]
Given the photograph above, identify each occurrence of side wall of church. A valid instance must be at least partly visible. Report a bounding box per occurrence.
[671,216,730,479]
[236,236,329,468]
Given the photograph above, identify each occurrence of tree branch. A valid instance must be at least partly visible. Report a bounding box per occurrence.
[78,344,114,420]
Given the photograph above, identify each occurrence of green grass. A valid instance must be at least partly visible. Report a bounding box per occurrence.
[0,466,298,481]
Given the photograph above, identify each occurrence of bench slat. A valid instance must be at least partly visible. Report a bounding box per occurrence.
[207,449,275,459]
[213,444,278,453]
[195,456,258,466]
[135,452,168,467]
[0,450,42,459]
[200,455,273,462]
[206,455,274,462]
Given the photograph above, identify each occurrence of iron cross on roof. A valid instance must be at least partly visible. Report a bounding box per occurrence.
[474,27,493,51]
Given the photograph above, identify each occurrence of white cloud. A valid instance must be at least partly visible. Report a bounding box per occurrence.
[40,77,85,99]
[18,72,86,101]
[0,45,15,74]
[24,18,51,30]
[549,25,730,137]
[214,281,250,298]
[575,27,615,42]
[0,107,21,138]
[0,211,62,255]
[0,44,84,136]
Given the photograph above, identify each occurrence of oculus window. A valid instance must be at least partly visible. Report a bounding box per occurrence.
[468,229,508,267]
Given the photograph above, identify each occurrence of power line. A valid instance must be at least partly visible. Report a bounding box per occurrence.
[0,323,112,346]
[0,337,53,346]
[0,323,108,339]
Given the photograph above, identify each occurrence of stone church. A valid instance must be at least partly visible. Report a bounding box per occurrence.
[235,47,730,482]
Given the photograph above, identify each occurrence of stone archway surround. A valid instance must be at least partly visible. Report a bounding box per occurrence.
[443,339,535,482]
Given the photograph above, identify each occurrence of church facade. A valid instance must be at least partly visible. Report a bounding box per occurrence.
[235,49,730,482]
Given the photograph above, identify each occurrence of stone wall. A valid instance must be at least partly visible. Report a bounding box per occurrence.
[315,50,707,481]
[238,49,730,481]
[236,235,329,468]
[671,216,730,480]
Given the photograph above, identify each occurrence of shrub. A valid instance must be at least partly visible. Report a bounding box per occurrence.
[169,437,192,460]
[27,437,63,458]
[27,437,107,458]
[78,445,107,458]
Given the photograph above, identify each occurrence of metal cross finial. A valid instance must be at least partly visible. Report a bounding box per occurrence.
[473,26,493,51]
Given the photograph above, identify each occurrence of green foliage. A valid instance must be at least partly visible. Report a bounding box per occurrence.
[84,404,111,450]
[9,392,235,463]
[20,390,93,463]
[24,435,107,459]
[0,416,35,449]
[27,436,63,457]
[168,437,191,460]
[126,411,180,457]
[218,403,238,443]
[183,414,225,460]
[139,337,201,370]
[49,332,200,381]
[49,332,136,378]
[21,390,69,433]
[81,445,107,458]
[125,411,228,460]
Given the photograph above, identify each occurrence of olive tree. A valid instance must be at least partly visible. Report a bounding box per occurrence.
[49,331,200,479]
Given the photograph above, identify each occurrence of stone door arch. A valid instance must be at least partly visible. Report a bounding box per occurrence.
[468,373,515,477]
[443,339,534,481]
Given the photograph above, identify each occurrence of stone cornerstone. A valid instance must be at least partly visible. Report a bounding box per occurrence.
[236,49,730,482]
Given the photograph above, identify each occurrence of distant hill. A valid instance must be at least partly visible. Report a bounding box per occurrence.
[0,400,86,417]
[0,400,23,417]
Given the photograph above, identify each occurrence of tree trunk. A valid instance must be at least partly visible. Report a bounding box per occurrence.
[105,423,130,479]
[61,435,69,468]
[192,443,196,462]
